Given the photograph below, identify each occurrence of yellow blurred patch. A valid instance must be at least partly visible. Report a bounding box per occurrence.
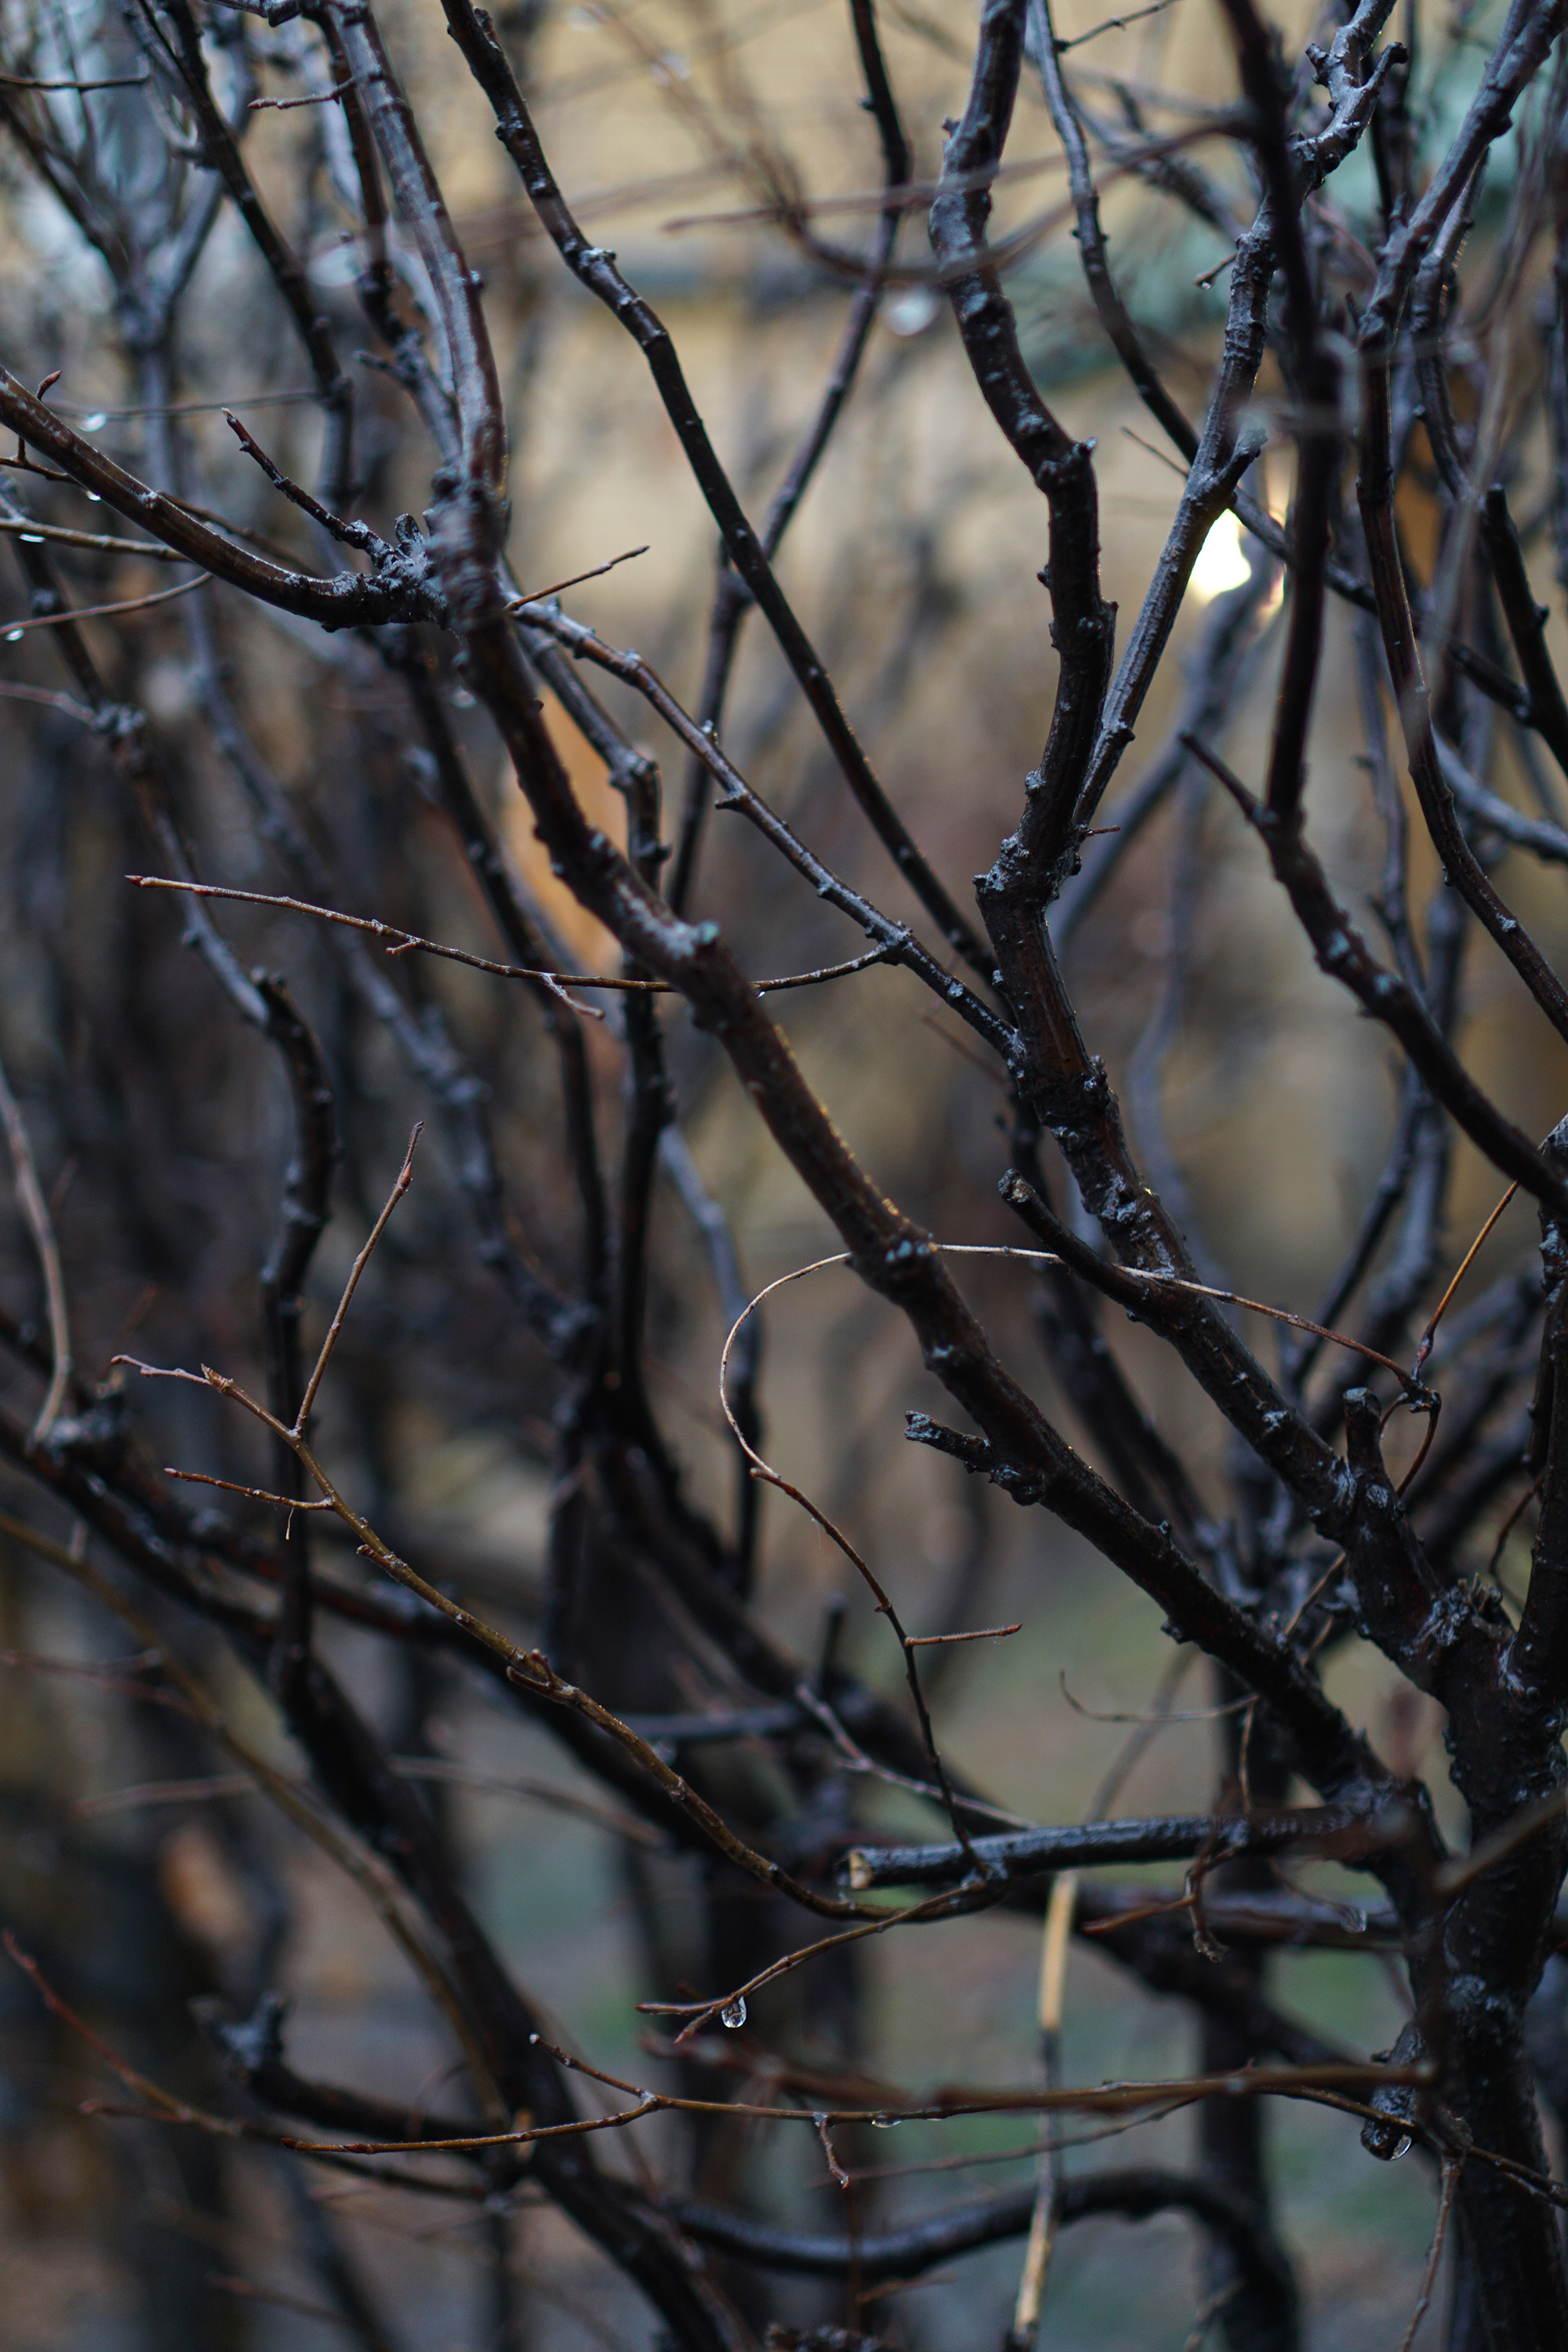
[157,1819,252,1958]
[499,690,623,975]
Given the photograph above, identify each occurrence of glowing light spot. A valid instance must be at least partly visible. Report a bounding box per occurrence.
[885,287,939,338]
[1189,510,1252,602]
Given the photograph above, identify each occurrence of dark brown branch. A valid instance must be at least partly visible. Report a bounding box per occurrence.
[254,975,339,1704]
[1181,735,1568,1223]
[840,1801,1411,1891]
[668,0,909,914]
[431,0,993,979]
[0,374,437,625]
[669,2166,1298,2307]
[455,597,1414,1843]
[1358,358,1568,1046]
[514,601,1011,1058]
[156,0,357,507]
[930,0,1116,890]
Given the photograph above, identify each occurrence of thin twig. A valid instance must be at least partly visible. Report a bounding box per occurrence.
[1396,2158,1461,2352]
[249,85,353,110]
[293,1125,420,1436]
[126,877,902,1003]
[717,1255,985,1862]
[501,545,648,607]
[0,68,149,88]
[162,1465,336,1512]
[0,571,209,635]
[906,1624,1022,1646]
[1412,1183,1519,1377]
[0,515,185,558]
[1054,0,1179,49]
[134,2052,1438,2156]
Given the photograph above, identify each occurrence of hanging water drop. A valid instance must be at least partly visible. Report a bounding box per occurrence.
[1391,2134,1412,2160]
[870,2114,900,2129]
[720,1995,746,2029]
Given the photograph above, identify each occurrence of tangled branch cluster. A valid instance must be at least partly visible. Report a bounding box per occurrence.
[2,0,1568,2341]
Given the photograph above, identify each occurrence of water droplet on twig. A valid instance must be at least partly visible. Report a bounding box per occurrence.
[720,1996,746,2029]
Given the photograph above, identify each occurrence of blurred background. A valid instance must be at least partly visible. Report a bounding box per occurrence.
[0,0,1566,2340]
